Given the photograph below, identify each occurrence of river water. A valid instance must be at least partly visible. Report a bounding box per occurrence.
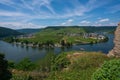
[0,34,114,62]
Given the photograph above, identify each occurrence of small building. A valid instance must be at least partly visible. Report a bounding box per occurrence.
[97,35,105,40]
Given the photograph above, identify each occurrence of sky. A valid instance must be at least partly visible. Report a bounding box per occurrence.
[0,0,120,29]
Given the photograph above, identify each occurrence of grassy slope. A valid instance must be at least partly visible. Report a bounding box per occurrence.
[46,51,113,80]
[36,27,85,42]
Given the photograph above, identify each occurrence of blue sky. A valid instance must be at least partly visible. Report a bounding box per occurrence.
[0,0,120,29]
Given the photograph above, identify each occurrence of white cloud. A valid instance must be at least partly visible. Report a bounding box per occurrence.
[0,22,45,29]
[65,0,111,18]
[68,19,73,22]
[0,11,27,17]
[0,0,14,5]
[21,0,55,15]
[80,20,90,24]
[108,22,117,26]
[61,19,74,26]
[61,22,66,25]
[0,0,25,10]
[94,22,117,26]
[0,0,111,19]
[95,23,102,26]
[0,0,115,28]
[99,18,109,22]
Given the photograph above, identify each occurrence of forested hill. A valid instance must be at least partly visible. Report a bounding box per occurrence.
[81,26,116,33]
[45,26,117,33]
[17,28,42,34]
[0,26,116,38]
[0,27,22,38]
[16,26,117,34]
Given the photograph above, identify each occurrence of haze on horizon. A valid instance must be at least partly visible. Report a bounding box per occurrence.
[0,0,120,29]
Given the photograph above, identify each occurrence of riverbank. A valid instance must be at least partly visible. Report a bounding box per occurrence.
[3,35,108,48]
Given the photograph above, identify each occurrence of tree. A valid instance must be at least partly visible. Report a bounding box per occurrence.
[3,37,14,43]
[0,53,12,80]
[60,40,65,46]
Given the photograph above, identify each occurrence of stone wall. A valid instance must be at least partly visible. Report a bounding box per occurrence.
[108,22,120,57]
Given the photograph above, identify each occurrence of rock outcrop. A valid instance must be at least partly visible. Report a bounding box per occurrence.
[108,22,120,57]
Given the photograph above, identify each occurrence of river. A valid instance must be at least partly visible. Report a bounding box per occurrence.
[0,34,114,62]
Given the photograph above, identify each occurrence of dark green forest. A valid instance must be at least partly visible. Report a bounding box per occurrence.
[0,27,21,38]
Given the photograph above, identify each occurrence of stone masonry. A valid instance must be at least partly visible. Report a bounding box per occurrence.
[108,22,120,57]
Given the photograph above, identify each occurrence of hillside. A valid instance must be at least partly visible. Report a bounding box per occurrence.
[17,26,116,34]
[82,26,116,33]
[0,27,22,38]
[47,26,116,33]
[17,28,42,34]
[18,27,87,44]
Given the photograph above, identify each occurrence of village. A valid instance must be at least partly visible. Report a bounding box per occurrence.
[57,32,106,40]
[16,32,107,41]
[16,32,107,42]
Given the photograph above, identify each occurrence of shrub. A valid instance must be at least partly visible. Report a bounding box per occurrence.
[36,52,56,72]
[15,58,36,71]
[3,37,14,43]
[51,52,70,71]
[8,61,15,69]
[0,53,12,80]
[92,59,120,80]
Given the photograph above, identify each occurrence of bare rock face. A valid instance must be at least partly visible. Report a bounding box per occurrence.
[108,22,120,57]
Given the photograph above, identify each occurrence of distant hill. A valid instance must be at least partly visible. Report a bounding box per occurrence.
[47,26,116,33]
[0,27,22,38]
[42,26,85,33]
[81,26,116,33]
[17,26,116,34]
[17,28,42,34]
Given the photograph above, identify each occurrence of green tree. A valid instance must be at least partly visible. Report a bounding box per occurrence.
[0,53,12,80]
[3,37,14,43]
[60,40,65,46]
[8,61,15,69]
